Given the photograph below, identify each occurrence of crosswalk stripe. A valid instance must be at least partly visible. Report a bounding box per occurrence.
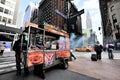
[0,61,15,65]
[0,63,16,69]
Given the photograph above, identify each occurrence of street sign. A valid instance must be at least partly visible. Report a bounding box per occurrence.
[55,9,84,20]
[70,9,84,19]
[55,9,67,19]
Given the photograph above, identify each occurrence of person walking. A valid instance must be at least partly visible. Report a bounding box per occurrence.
[0,42,6,56]
[69,49,76,61]
[13,33,29,76]
[107,43,114,59]
[94,41,103,60]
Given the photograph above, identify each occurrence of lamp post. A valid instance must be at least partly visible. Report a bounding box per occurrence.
[66,0,73,33]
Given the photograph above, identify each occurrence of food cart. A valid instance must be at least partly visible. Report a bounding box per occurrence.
[20,22,70,78]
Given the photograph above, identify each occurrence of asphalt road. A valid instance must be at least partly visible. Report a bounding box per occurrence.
[0,66,98,80]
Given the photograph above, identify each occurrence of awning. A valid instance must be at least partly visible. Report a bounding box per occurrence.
[0,34,13,41]
[0,25,22,41]
[0,25,22,34]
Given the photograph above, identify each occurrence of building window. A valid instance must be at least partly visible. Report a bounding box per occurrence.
[112,14,117,23]
[0,7,4,12]
[1,0,5,4]
[4,9,9,14]
[9,11,14,16]
[2,17,7,22]
[112,14,118,29]
[8,18,11,23]
[110,6,115,12]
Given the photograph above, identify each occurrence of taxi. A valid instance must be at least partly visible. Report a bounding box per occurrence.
[75,46,94,52]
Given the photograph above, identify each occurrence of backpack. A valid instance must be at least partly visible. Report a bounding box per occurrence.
[12,40,21,51]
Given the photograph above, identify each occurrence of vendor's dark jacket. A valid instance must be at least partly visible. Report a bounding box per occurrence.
[13,39,27,53]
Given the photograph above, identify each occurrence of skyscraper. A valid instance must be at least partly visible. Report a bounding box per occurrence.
[86,11,92,29]
[13,0,20,25]
[22,2,38,30]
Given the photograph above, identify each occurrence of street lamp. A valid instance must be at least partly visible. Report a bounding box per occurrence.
[62,0,73,33]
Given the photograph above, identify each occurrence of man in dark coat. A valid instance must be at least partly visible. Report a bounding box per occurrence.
[13,33,29,75]
[69,49,76,61]
[94,41,103,60]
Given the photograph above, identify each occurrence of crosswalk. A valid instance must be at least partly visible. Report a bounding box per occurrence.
[0,56,16,74]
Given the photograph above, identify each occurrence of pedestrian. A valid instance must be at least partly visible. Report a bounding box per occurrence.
[69,49,76,61]
[0,42,6,56]
[13,33,29,76]
[107,43,114,59]
[94,41,103,60]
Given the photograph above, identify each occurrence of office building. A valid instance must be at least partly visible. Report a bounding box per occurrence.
[0,0,20,25]
[38,0,83,35]
[0,0,21,51]
[99,0,120,49]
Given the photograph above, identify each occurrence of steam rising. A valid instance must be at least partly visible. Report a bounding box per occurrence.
[70,32,97,49]
[70,33,83,49]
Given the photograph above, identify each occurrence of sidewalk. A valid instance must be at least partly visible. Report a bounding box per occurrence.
[74,51,120,59]
[68,58,120,80]
[69,51,120,80]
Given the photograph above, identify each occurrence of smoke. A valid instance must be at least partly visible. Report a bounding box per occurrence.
[70,33,83,49]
